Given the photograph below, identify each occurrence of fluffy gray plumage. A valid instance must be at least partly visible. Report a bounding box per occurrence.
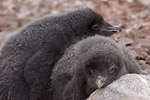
[51,35,141,100]
[0,8,121,100]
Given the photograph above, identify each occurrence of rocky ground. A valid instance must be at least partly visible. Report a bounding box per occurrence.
[0,0,150,74]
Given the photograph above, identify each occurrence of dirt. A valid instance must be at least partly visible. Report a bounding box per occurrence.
[0,0,150,74]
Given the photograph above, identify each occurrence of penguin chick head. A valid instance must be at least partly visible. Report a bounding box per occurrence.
[81,44,127,90]
[68,8,122,37]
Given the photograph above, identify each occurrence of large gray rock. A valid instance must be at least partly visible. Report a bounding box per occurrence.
[87,74,150,100]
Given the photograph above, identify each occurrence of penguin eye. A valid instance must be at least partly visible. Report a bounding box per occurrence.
[109,66,118,74]
[92,24,100,31]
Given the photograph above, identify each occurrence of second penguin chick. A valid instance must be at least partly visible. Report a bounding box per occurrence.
[51,35,141,100]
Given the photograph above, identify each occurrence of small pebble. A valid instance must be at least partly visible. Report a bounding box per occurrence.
[146,56,150,64]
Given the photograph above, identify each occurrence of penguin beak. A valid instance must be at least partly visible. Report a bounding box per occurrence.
[96,76,107,88]
[100,21,122,36]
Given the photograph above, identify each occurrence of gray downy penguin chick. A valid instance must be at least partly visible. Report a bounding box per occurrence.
[51,35,141,100]
[0,8,121,100]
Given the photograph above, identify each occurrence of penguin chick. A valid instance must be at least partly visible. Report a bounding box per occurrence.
[51,35,141,100]
[0,8,121,100]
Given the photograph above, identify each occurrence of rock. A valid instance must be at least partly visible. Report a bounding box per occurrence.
[138,60,146,66]
[146,56,150,64]
[144,68,150,75]
[87,74,150,100]
[136,51,148,60]
[148,47,150,55]
[138,0,150,6]
[118,37,133,46]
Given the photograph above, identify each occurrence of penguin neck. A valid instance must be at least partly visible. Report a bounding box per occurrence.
[85,81,97,96]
